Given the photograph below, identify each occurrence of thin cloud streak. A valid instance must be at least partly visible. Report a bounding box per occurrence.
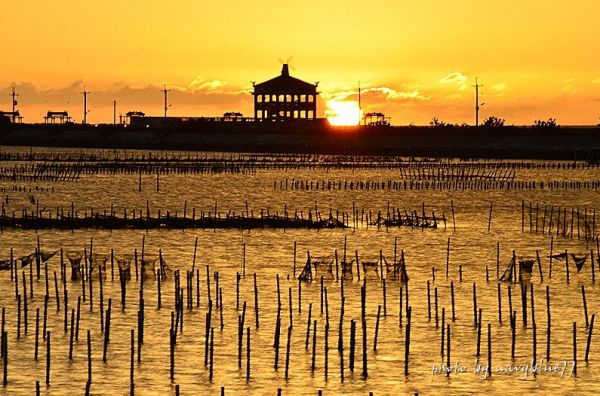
[439,72,469,91]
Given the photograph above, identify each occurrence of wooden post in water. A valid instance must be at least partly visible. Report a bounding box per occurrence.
[591,249,596,284]
[487,322,492,378]
[349,319,356,372]
[446,237,450,279]
[549,237,554,279]
[434,287,439,328]
[274,314,281,370]
[254,273,259,329]
[285,325,292,380]
[536,251,543,283]
[43,295,48,341]
[103,299,111,363]
[473,283,478,327]
[34,308,39,360]
[129,329,135,395]
[46,331,51,385]
[3,330,7,386]
[209,327,214,382]
[246,327,251,382]
[69,309,75,360]
[476,308,483,357]
[565,250,570,284]
[324,322,329,379]
[530,284,536,329]
[87,330,92,385]
[440,308,445,357]
[404,306,412,375]
[169,328,175,381]
[311,320,317,372]
[573,322,577,376]
[305,303,312,350]
[446,324,450,377]
[427,281,431,321]
[546,285,551,361]
[362,317,368,378]
[528,302,536,364]
[450,282,455,321]
[585,314,595,362]
[451,200,456,232]
[511,311,516,360]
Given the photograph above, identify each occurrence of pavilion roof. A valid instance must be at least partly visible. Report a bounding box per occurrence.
[254,64,317,94]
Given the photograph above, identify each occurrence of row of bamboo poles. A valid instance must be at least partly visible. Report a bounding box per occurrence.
[275,179,600,191]
[0,202,450,231]
[0,235,595,394]
[523,201,598,241]
[399,167,516,181]
[0,152,598,174]
[0,165,80,182]
[1,185,54,193]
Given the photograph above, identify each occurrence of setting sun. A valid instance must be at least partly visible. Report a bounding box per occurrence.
[326,100,361,126]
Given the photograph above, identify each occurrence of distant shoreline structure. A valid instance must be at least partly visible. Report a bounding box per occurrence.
[5,65,597,128]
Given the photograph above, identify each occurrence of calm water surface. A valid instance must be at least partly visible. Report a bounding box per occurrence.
[0,148,598,395]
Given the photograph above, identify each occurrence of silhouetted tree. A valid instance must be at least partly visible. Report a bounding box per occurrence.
[532,118,559,128]
[429,118,456,128]
[429,117,443,127]
[482,116,505,127]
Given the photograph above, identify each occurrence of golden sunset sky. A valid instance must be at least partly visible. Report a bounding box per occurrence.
[1,0,599,125]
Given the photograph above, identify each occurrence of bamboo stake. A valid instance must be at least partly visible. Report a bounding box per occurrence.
[585,314,595,362]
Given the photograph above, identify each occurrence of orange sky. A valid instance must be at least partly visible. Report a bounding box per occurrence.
[1,0,599,125]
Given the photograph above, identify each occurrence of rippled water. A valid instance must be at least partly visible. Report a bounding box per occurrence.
[0,148,598,395]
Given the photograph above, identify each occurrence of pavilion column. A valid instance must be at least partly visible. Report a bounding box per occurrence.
[254,94,258,120]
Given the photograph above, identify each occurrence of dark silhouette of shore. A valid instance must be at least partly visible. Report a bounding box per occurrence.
[1,121,599,160]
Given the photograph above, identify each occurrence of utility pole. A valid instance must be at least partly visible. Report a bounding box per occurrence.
[358,81,362,126]
[113,100,117,125]
[10,87,18,123]
[162,85,171,117]
[81,87,90,124]
[474,77,483,127]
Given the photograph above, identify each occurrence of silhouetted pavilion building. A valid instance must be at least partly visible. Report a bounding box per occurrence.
[44,111,71,124]
[253,64,318,121]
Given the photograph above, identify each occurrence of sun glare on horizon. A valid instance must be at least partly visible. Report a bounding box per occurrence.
[326,100,361,126]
